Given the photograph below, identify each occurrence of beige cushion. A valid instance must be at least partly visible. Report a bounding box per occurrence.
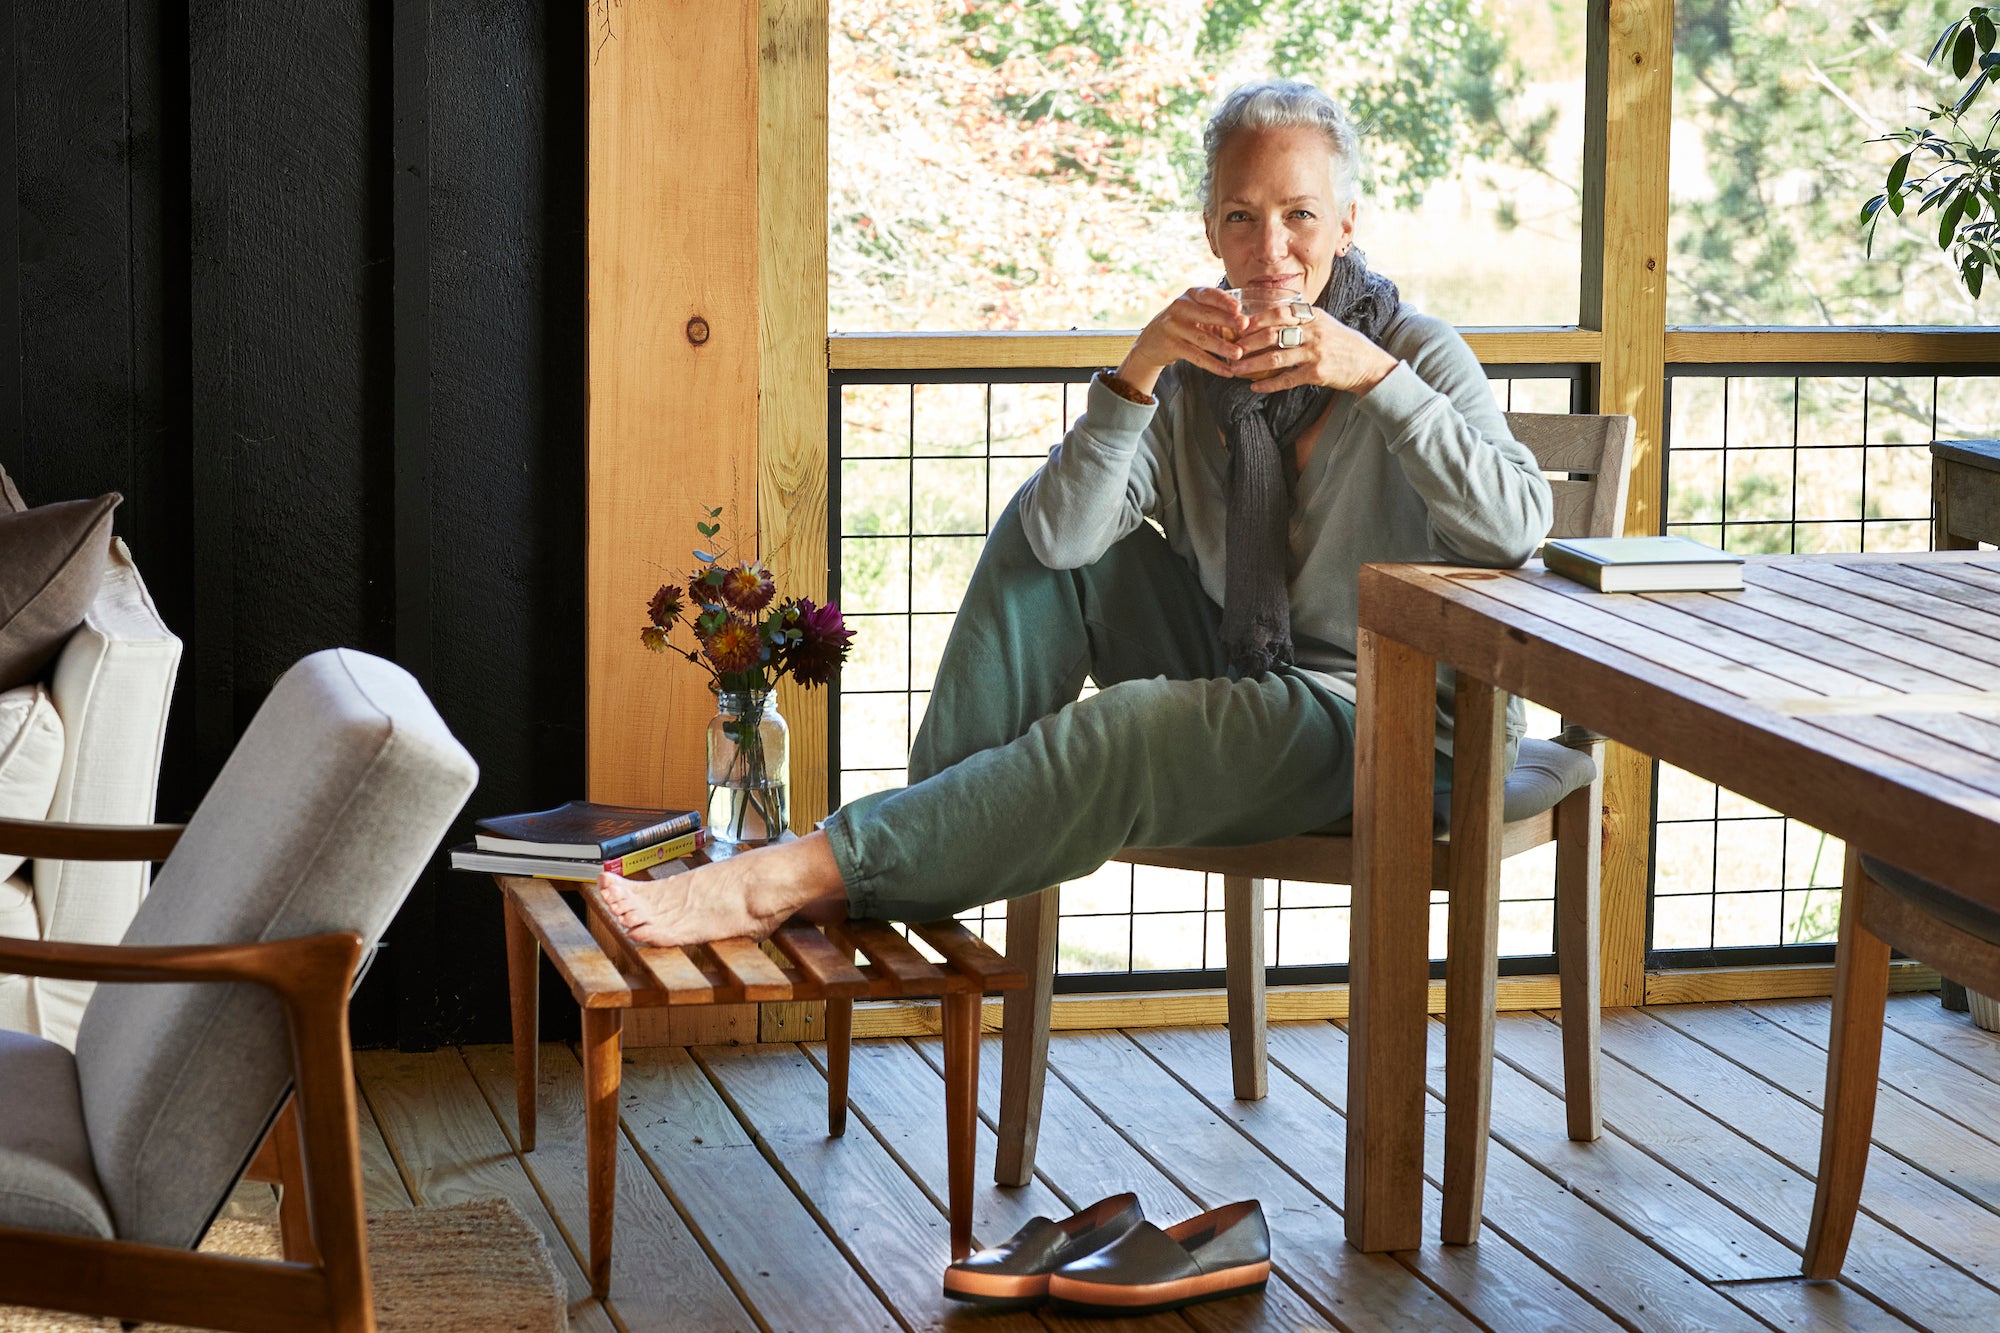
[75,648,477,1247]
[0,1028,111,1238]
[0,876,35,1034]
[0,494,120,692]
[28,538,181,1047]
[0,685,63,880]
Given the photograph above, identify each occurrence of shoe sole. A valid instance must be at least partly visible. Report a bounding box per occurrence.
[942,1270,1049,1307]
[1047,1261,1271,1315]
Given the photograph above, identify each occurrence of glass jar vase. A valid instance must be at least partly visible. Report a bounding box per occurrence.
[706,690,789,847]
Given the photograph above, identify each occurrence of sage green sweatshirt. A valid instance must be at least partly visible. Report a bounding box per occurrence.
[1016,305,1554,751]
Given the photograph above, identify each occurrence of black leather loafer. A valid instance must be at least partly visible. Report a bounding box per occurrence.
[942,1193,1144,1308]
[1047,1199,1270,1316]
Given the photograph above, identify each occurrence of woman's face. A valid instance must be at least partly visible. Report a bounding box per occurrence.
[1204,125,1357,305]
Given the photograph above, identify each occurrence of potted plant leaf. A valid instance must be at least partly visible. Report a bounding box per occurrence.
[1866,5,2000,298]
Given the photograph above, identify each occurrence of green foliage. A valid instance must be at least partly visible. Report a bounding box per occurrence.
[952,0,1548,210]
[1672,0,1965,323]
[1864,6,2000,299]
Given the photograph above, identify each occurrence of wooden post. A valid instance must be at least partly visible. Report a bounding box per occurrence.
[588,0,829,1044]
[587,0,827,809]
[1580,0,1674,1009]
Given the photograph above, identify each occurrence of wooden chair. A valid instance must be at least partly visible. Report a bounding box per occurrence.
[995,411,1635,1244]
[1926,439,1999,1013]
[0,648,477,1332]
[1804,850,2000,1277]
[1932,438,2000,550]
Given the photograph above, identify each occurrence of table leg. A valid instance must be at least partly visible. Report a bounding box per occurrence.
[826,997,853,1137]
[581,1006,624,1298]
[942,990,980,1262]
[1441,674,1506,1246]
[503,892,540,1153]
[1345,627,1438,1253]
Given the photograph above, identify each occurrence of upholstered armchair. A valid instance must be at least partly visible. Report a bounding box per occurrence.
[0,462,181,1046]
[0,648,476,1332]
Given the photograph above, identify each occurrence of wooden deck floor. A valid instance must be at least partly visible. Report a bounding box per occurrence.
[350,996,2000,1332]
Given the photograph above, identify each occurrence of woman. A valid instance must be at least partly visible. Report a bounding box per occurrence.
[600,79,1553,945]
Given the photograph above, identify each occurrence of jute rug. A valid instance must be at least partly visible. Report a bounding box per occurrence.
[0,1198,569,1333]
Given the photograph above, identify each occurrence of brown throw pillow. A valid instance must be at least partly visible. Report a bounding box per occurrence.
[0,493,121,691]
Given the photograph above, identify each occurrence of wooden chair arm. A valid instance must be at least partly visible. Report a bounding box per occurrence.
[0,816,185,862]
[0,931,360,1005]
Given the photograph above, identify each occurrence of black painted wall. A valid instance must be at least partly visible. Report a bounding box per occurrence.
[1,0,589,1047]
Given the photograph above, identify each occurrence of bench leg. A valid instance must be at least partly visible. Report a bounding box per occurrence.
[826,998,853,1137]
[943,990,981,1262]
[996,887,1057,1187]
[581,1006,623,1298]
[504,893,540,1153]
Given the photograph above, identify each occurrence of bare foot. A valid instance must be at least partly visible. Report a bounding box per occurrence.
[597,830,846,947]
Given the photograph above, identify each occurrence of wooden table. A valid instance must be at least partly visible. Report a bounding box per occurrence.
[493,863,1025,1296]
[1345,551,2000,1252]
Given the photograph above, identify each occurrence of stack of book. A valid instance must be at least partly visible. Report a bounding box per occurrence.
[450,800,706,882]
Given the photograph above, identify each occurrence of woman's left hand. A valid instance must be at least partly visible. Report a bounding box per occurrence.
[1235,307,1399,396]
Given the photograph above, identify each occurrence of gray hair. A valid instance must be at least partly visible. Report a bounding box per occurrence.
[1198,80,1361,218]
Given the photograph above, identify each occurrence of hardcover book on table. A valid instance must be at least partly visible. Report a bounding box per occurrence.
[474,799,702,859]
[450,826,708,882]
[1540,535,1745,593]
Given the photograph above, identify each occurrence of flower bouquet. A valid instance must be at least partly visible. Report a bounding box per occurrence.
[642,507,854,846]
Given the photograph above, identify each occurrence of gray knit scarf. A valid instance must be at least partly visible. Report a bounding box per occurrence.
[1197,248,1401,676]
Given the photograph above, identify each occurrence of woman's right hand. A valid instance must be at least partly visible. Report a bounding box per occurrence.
[1114,288,1247,397]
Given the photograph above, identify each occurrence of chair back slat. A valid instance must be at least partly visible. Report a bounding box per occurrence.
[1505,411,1635,540]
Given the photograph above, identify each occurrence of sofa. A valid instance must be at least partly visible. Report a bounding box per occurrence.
[0,464,181,1045]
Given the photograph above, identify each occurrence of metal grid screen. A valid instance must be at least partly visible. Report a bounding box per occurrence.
[831,367,1581,989]
[1652,369,1999,964]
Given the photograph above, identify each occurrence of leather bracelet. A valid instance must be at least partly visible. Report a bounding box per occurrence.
[1097,369,1157,406]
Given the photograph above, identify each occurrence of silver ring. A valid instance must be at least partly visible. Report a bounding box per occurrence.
[1278,325,1304,349]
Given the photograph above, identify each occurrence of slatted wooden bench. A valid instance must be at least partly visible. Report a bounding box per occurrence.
[493,870,1026,1297]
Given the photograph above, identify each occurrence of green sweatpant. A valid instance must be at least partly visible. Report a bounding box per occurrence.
[824,492,1363,922]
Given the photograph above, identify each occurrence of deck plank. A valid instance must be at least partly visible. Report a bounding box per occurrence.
[1452,1019,1905,1331]
[1045,1028,1482,1333]
[1746,996,2000,1152]
[1596,1007,2000,1298]
[354,1049,652,1333]
[1130,1025,1624,1333]
[812,1036,1196,1333]
[1246,1020,1765,1333]
[1648,1001,2000,1225]
[696,1041,1041,1333]
[908,1033,1341,1333]
[1880,991,2000,1083]
[459,1042,837,1333]
[354,1084,412,1211]
[603,1044,902,1333]
[1496,1010,2000,1328]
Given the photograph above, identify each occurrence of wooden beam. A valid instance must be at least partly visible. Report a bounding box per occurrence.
[758,0,830,837]
[827,328,1604,371]
[588,1,764,810]
[828,961,1937,1039]
[1581,0,1674,1011]
[1665,327,2000,365]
